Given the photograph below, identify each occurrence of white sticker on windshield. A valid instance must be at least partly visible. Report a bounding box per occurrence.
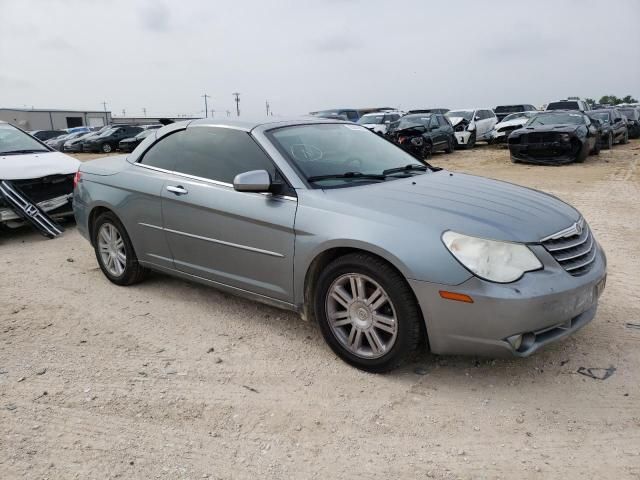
[344,125,367,131]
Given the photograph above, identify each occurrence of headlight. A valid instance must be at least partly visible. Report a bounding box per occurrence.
[442,231,542,283]
[558,133,571,142]
[466,123,476,131]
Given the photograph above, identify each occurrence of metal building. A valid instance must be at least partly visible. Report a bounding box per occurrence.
[0,108,112,131]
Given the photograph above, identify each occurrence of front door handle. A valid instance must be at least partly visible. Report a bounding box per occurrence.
[166,185,188,195]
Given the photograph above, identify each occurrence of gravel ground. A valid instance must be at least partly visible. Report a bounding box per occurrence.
[1,142,639,479]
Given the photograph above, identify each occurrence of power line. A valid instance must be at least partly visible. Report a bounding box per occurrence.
[202,94,211,118]
[232,92,240,117]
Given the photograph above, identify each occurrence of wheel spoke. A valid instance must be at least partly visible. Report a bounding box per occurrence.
[370,293,388,312]
[364,330,384,354]
[333,317,353,328]
[331,286,352,309]
[99,227,110,243]
[365,288,382,307]
[329,309,349,320]
[348,326,362,351]
[354,276,366,301]
[116,251,126,265]
[114,236,124,250]
[372,314,396,334]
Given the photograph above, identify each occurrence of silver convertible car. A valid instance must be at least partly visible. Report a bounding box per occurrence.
[73,118,607,372]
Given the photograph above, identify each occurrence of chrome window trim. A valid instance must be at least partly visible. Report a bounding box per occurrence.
[189,124,251,132]
[138,222,285,258]
[134,162,297,202]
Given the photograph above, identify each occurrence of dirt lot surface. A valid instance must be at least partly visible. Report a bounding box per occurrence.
[2,143,640,479]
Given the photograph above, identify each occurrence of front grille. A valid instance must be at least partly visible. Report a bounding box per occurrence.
[525,132,557,143]
[12,174,74,204]
[542,219,596,276]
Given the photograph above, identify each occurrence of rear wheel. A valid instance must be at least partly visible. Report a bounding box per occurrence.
[101,143,112,153]
[422,141,433,159]
[314,253,423,372]
[93,212,147,286]
[591,138,601,155]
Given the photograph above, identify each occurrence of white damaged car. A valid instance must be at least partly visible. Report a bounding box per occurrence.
[445,108,497,149]
[0,121,80,230]
[489,111,537,144]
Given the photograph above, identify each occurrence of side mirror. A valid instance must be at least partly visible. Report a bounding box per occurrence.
[474,116,480,121]
[615,118,622,123]
[233,169,272,193]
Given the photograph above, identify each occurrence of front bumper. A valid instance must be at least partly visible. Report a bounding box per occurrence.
[509,140,580,164]
[454,130,472,145]
[409,243,607,357]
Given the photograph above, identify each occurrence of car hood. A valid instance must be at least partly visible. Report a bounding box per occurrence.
[0,150,80,180]
[447,116,465,126]
[495,118,528,129]
[317,171,580,243]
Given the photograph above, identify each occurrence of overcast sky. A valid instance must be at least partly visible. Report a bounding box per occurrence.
[1,0,639,118]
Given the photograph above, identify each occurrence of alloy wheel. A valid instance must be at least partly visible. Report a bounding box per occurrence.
[102,143,112,153]
[97,222,126,276]
[325,273,398,359]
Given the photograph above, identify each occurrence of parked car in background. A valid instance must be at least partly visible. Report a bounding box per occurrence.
[82,125,143,153]
[587,109,629,148]
[546,99,591,112]
[445,108,497,148]
[67,126,92,134]
[616,107,640,138]
[118,128,156,153]
[29,130,66,141]
[310,109,361,122]
[508,111,600,164]
[406,108,449,114]
[45,131,87,151]
[385,113,455,157]
[356,111,403,134]
[0,121,79,230]
[141,124,162,130]
[73,117,607,372]
[493,104,537,122]
[489,111,537,144]
[63,131,98,153]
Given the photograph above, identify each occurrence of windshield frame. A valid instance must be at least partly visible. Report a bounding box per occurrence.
[265,122,432,189]
[0,123,53,155]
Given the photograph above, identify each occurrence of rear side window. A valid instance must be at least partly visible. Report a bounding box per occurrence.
[171,127,275,183]
[438,115,450,126]
[345,110,359,121]
[139,130,185,170]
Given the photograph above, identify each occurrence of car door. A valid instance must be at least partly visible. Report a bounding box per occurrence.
[428,115,444,148]
[160,125,297,302]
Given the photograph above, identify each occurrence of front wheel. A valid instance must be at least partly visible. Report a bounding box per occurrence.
[465,132,476,149]
[101,143,113,153]
[314,253,423,372]
[444,136,454,153]
[93,212,147,286]
[604,133,613,150]
[621,130,629,144]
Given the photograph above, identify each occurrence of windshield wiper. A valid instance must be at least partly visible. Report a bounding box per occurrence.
[382,164,428,175]
[307,171,387,183]
[1,149,49,155]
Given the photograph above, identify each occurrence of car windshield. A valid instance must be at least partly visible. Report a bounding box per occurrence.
[590,112,611,123]
[98,128,117,137]
[0,123,50,155]
[394,115,430,130]
[446,110,474,121]
[357,114,385,125]
[495,105,525,113]
[547,101,579,110]
[527,113,585,126]
[269,123,427,188]
[502,112,535,122]
[135,129,154,139]
[618,109,638,120]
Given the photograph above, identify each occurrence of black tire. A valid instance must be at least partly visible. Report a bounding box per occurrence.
[465,132,476,149]
[604,133,613,150]
[314,253,423,372]
[591,138,601,155]
[444,136,454,154]
[101,142,113,153]
[422,141,433,159]
[575,144,589,163]
[92,211,147,286]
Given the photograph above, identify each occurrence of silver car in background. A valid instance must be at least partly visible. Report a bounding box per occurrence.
[73,118,606,372]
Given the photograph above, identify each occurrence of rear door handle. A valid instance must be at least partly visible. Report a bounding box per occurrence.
[166,185,188,195]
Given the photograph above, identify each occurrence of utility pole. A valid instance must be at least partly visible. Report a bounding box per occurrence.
[226,110,231,117]
[142,107,147,117]
[210,109,215,118]
[101,101,108,113]
[122,109,126,116]
[202,94,211,118]
[265,100,270,116]
[232,92,240,117]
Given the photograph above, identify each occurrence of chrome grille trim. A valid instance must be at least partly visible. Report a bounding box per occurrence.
[541,218,596,276]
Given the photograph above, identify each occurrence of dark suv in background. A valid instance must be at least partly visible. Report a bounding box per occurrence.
[385,113,455,158]
[617,107,640,138]
[82,125,143,153]
[494,104,537,122]
[546,99,591,112]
